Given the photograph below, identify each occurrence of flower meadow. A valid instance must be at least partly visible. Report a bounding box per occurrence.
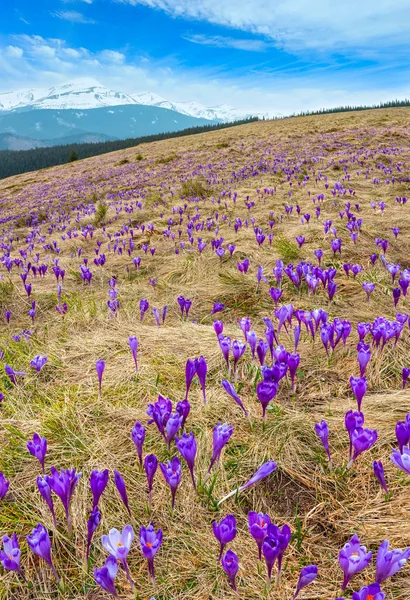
[0,110,410,599]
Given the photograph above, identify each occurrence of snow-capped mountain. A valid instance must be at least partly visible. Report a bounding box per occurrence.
[0,78,266,122]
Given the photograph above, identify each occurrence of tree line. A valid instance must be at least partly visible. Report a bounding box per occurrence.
[0,118,259,181]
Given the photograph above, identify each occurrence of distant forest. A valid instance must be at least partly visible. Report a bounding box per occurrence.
[1,98,410,181]
[292,98,410,117]
[0,118,258,181]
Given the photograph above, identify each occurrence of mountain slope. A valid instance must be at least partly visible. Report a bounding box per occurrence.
[0,105,218,145]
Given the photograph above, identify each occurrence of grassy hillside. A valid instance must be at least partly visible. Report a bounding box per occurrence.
[0,107,409,599]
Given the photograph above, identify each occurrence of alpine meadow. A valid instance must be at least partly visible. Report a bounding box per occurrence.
[0,107,409,599]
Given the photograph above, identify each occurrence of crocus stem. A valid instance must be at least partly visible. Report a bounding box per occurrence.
[67,514,73,539]
[189,468,197,492]
[148,489,152,511]
[51,510,57,529]
[122,559,135,591]
[19,570,28,584]
[51,563,60,583]
[148,558,155,582]
[217,487,240,506]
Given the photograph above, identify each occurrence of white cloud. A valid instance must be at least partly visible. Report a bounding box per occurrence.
[32,45,57,59]
[5,46,24,59]
[99,50,125,63]
[53,10,96,24]
[116,0,410,53]
[62,48,82,59]
[182,33,269,52]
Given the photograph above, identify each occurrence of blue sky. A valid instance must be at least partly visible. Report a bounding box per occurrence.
[1,0,410,114]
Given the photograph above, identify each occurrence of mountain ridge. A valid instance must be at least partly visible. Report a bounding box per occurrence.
[0,78,267,122]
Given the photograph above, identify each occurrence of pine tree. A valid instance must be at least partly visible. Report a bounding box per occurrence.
[68,149,78,163]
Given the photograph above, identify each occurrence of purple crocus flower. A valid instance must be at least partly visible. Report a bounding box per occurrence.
[218,461,277,505]
[96,359,105,396]
[4,365,25,385]
[27,433,47,473]
[247,330,258,360]
[214,320,224,336]
[287,353,300,391]
[314,249,323,265]
[144,454,158,508]
[176,399,190,431]
[239,461,277,492]
[357,342,371,377]
[352,583,385,600]
[219,336,231,373]
[139,523,163,581]
[90,469,109,508]
[396,418,410,453]
[248,512,271,559]
[269,288,283,306]
[208,423,233,472]
[350,376,367,411]
[160,456,182,509]
[212,302,225,314]
[221,549,239,591]
[113,469,132,517]
[269,523,291,582]
[185,358,197,400]
[262,535,280,581]
[197,355,207,405]
[345,410,365,460]
[140,298,149,321]
[175,432,197,490]
[390,446,410,475]
[256,380,278,418]
[36,476,57,527]
[257,339,269,366]
[362,282,375,301]
[128,336,139,373]
[348,427,378,468]
[403,368,410,389]
[165,413,183,449]
[222,379,248,416]
[212,515,236,561]
[94,555,119,597]
[86,506,101,560]
[30,355,48,373]
[45,467,81,535]
[0,534,25,581]
[375,539,410,583]
[372,461,389,494]
[147,395,172,439]
[27,524,59,581]
[232,339,246,376]
[292,565,318,600]
[339,534,372,590]
[315,420,331,463]
[131,422,145,466]
[102,525,135,589]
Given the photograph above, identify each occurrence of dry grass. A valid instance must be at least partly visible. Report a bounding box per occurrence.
[0,108,410,598]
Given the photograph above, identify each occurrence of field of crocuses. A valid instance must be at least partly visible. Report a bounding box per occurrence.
[0,108,410,599]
